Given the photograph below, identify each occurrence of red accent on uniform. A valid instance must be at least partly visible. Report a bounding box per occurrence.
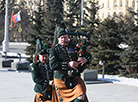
[35,54,39,60]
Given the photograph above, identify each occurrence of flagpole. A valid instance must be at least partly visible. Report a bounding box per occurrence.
[81,0,84,26]
[2,0,9,52]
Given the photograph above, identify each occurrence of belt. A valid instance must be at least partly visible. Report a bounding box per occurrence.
[54,70,75,75]
[54,70,80,77]
[54,70,67,74]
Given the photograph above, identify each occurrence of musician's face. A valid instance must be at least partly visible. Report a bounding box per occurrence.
[39,54,49,63]
[58,34,69,46]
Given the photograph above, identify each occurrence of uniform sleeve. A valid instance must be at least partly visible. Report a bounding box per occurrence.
[49,48,62,70]
[49,69,53,80]
[31,64,44,84]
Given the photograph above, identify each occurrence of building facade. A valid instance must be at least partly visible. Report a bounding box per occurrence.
[97,0,138,20]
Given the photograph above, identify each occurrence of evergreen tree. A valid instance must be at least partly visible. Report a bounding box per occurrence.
[118,9,138,78]
[82,0,100,69]
[0,0,5,17]
[83,0,99,33]
[95,18,122,74]
[25,1,45,62]
[64,0,81,31]
[42,0,63,46]
[25,0,63,62]
[131,9,138,32]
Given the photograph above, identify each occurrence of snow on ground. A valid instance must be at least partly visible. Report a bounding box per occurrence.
[98,74,138,87]
[9,42,30,46]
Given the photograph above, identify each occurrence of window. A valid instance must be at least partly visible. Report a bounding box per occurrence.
[108,0,110,8]
[108,12,110,17]
[114,0,117,7]
[34,1,37,4]
[29,1,31,5]
[113,12,117,17]
[32,1,34,5]
[132,0,135,9]
[126,0,129,7]
[119,12,123,17]
[97,13,99,18]
[102,13,104,18]
[120,0,123,7]
[98,4,100,8]
[102,3,104,8]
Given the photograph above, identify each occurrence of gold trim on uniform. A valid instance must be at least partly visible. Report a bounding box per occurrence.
[31,66,34,70]
[49,56,55,60]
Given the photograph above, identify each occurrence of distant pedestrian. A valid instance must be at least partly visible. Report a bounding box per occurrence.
[31,47,53,102]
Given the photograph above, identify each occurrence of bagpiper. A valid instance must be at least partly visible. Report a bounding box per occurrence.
[49,21,92,102]
[31,39,53,102]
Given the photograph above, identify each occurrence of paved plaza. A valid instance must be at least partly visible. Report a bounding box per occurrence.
[0,69,138,102]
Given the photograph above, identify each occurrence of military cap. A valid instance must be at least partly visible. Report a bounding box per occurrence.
[53,21,68,46]
[57,24,68,38]
[39,48,49,55]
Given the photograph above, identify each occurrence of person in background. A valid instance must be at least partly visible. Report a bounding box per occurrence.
[49,21,92,102]
[31,48,53,102]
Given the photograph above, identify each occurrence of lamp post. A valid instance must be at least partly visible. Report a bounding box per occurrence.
[102,62,105,79]
[99,60,105,78]
[2,0,9,52]
[81,0,84,26]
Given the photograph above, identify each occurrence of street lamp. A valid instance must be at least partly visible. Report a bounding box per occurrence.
[2,0,9,52]
[99,60,105,78]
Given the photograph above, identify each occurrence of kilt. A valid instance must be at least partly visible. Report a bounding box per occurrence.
[34,86,52,102]
[52,76,88,102]
[34,92,51,102]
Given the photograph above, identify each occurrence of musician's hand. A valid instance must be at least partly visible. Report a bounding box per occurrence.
[77,57,87,66]
[68,61,79,70]
[49,80,54,85]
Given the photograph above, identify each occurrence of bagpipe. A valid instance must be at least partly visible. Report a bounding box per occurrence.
[68,31,90,57]
[65,32,91,89]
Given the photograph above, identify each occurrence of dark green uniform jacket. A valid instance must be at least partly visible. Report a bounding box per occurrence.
[31,61,53,94]
[49,43,92,80]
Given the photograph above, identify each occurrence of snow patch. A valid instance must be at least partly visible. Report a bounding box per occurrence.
[98,74,138,87]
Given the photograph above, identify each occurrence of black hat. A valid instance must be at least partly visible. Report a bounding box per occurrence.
[53,21,68,46]
[39,49,49,55]
[57,24,68,38]
[39,43,49,55]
